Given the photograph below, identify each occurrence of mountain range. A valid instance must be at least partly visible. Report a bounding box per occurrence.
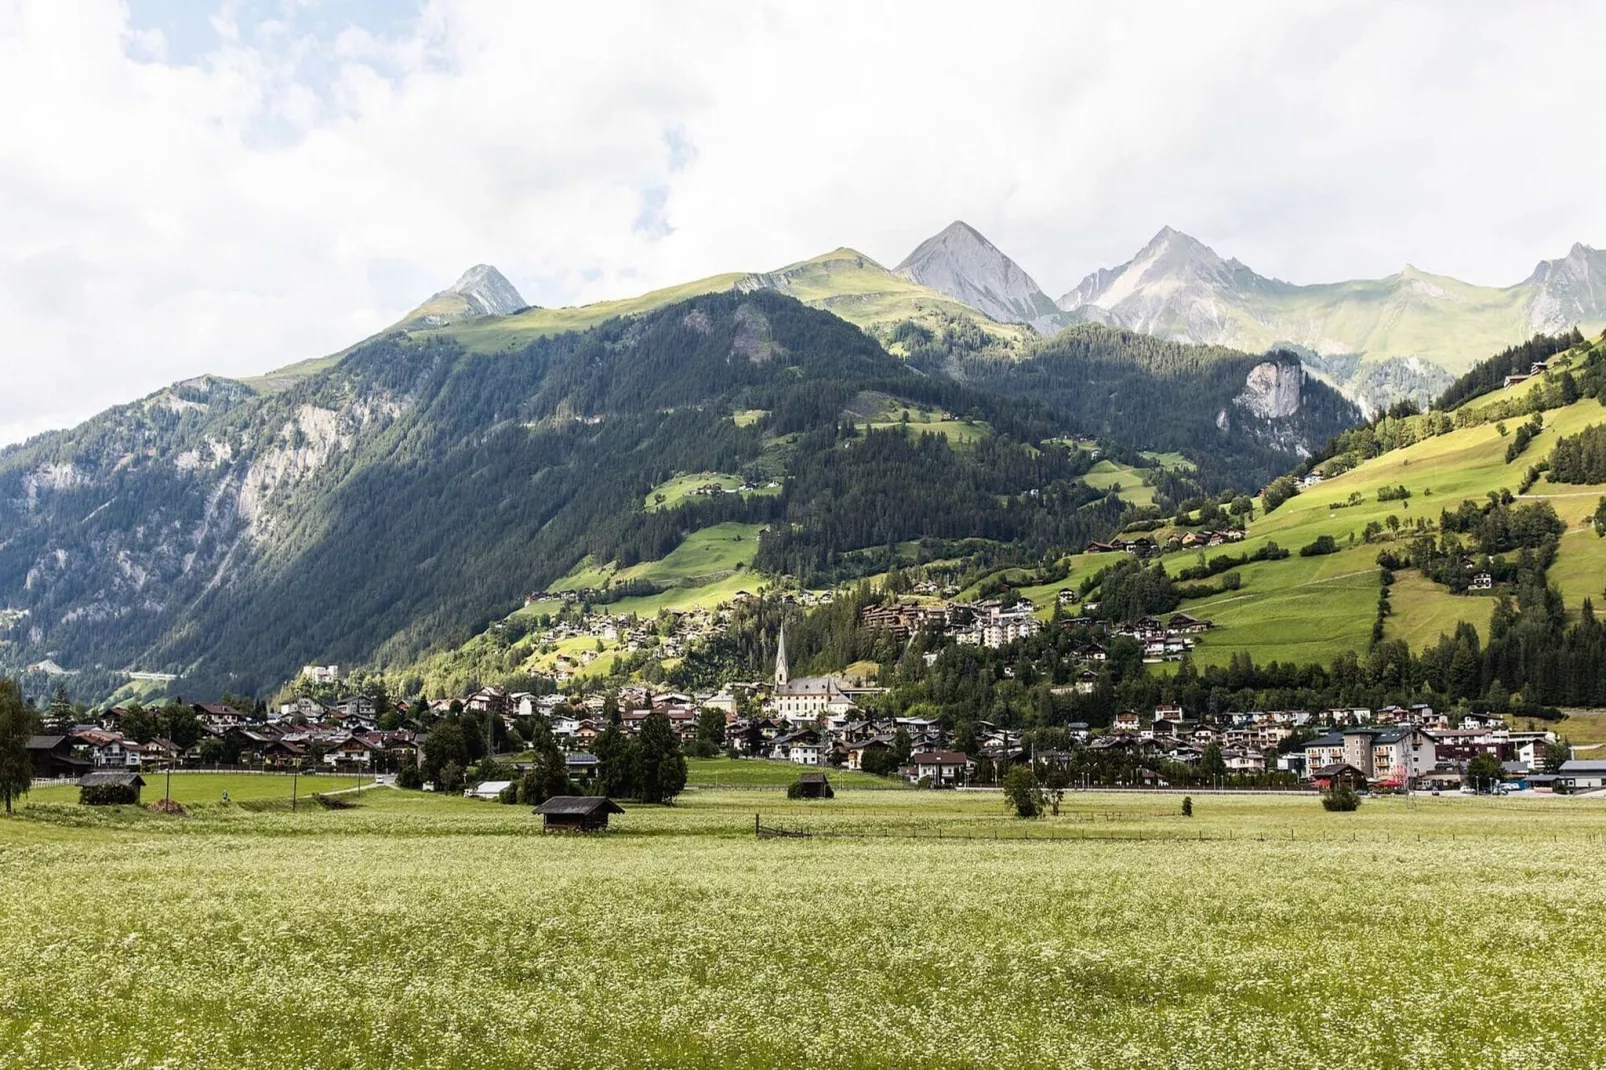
[6,214,1599,704]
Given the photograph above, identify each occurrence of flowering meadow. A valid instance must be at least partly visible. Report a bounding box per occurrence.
[3,787,1606,1068]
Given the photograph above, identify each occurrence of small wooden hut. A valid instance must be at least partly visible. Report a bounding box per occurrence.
[790,772,834,799]
[533,795,625,832]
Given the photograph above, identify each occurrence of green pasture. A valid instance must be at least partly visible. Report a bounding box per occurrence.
[686,757,907,790]
[1082,460,1155,508]
[5,789,1606,1067]
[26,772,370,807]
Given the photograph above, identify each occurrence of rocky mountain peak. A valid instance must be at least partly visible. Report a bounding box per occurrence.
[894,220,1065,332]
[444,264,526,317]
[1525,241,1606,333]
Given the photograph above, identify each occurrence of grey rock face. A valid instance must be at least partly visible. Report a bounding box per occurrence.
[1235,360,1302,420]
[1526,243,1606,333]
[895,221,1067,332]
[445,264,527,317]
[1057,226,1276,343]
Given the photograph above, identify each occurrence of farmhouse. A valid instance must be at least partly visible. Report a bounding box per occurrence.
[533,796,625,833]
[26,735,90,779]
[910,750,972,786]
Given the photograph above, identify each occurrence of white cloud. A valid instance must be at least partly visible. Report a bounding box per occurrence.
[1,0,1603,444]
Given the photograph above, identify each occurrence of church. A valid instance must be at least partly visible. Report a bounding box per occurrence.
[768,624,855,723]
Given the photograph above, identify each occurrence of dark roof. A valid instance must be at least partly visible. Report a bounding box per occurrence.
[797,772,829,784]
[76,772,146,788]
[1559,760,1606,774]
[533,795,625,816]
[1304,733,1345,748]
[26,735,69,751]
[565,753,600,764]
[911,750,970,765]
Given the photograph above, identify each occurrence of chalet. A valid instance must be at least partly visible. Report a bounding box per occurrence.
[1168,612,1214,633]
[565,753,600,782]
[1113,710,1143,733]
[1470,573,1493,591]
[1298,472,1324,489]
[463,687,511,716]
[533,796,624,833]
[910,750,972,787]
[261,739,308,769]
[323,734,377,769]
[1310,762,1368,789]
[1224,749,1266,774]
[26,735,90,779]
[1074,669,1100,696]
[843,737,892,771]
[1067,722,1091,742]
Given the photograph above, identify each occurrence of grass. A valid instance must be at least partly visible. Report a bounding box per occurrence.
[5,788,1606,1066]
[553,522,764,594]
[1387,570,1493,645]
[26,771,371,807]
[644,472,780,512]
[685,757,908,790]
[1082,459,1156,508]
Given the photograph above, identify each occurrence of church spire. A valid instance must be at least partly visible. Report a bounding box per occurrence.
[774,622,790,687]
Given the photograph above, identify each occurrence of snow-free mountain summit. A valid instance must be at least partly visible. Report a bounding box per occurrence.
[894,221,1068,334]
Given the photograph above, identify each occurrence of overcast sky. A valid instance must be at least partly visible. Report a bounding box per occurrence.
[3,0,1603,445]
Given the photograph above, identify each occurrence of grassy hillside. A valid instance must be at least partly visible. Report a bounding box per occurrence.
[1180,413,1601,665]
[1260,268,1544,374]
[736,248,1032,352]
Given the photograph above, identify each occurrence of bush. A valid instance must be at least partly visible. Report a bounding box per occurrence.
[1321,784,1362,812]
[79,783,139,806]
[1300,535,1339,557]
[1181,796,1193,817]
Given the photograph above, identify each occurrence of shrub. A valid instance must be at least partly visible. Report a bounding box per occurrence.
[1181,796,1193,818]
[1321,784,1362,812]
[1300,535,1339,557]
[1003,765,1042,818]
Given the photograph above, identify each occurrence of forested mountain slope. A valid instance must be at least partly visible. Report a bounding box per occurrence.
[939,326,1364,489]
[0,292,1127,700]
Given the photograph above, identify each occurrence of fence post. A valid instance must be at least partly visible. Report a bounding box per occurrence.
[755,813,759,836]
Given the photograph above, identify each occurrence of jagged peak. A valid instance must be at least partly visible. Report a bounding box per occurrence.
[442,264,526,317]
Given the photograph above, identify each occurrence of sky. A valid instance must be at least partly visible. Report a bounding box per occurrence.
[2,0,1604,446]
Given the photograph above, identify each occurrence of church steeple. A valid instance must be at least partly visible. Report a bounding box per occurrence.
[774,622,790,687]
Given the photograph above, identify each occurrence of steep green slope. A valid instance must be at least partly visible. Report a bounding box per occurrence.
[0,292,1121,701]
[1062,341,1606,668]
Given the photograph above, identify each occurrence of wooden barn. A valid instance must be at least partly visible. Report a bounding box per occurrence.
[533,795,625,833]
[791,772,834,799]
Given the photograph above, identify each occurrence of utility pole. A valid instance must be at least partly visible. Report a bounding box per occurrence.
[292,769,298,813]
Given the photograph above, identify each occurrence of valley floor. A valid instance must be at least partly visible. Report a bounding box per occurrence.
[4,782,1606,1068]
